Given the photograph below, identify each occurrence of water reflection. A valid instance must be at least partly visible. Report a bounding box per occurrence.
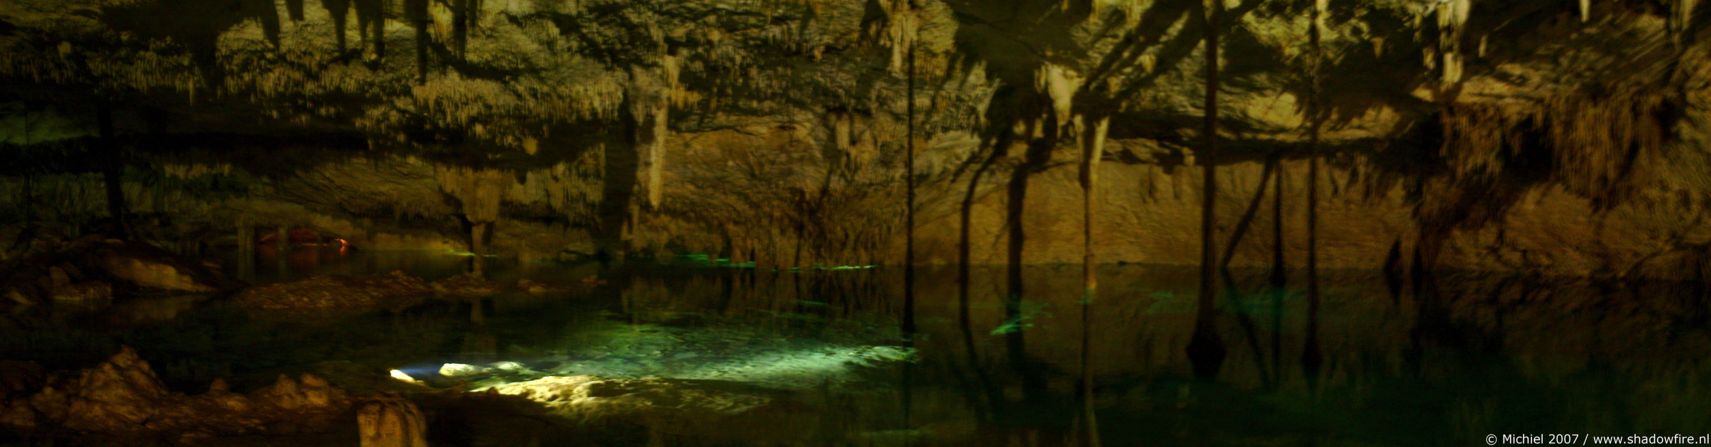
[3,257,1708,445]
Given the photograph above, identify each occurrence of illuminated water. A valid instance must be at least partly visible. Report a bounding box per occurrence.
[3,249,1709,445]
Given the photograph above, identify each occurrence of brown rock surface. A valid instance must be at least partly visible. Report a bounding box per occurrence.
[235,271,429,318]
[0,346,352,438]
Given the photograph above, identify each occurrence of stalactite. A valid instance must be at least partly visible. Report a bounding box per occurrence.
[435,166,508,275]
[453,0,474,57]
[1077,113,1108,447]
[1436,0,1470,84]
[869,0,919,74]
[1038,63,1084,137]
[253,0,283,48]
[408,0,430,84]
[630,55,679,210]
[1437,92,1669,209]
[1187,0,1226,380]
[1579,0,1591,23]
[1302,0,1328,385]
[374,0,387,60]
[1671,0,1699,46]
[903,39,919,336]
[354,0,386,61]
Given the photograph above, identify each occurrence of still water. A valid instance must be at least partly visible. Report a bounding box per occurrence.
[4,249,1708,445]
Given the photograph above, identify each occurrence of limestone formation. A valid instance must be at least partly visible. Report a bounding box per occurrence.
[0,347,352,440]
[357,394,428,447]
[234,270,429,318]
[0,0,1707,279]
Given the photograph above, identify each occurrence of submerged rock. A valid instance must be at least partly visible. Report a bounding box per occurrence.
[235,270,429,318]
[490,375,816,443]
[438,363,491,379]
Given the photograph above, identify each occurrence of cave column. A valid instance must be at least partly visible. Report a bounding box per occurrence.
[436,167,507,277]
[633,54,679,211]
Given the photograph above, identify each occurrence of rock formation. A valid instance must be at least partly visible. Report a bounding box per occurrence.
[0,347,352,443]
[0,0,1706,279]
[356,394,428,447]
[234,270,428,318]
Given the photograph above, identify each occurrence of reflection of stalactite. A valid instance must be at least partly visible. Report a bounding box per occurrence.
[286,0,306,21]
[252,0,283,48]
[322,0,352,53]
[453,0,478,57]
[355,0,386,61]
[408,0,429,84]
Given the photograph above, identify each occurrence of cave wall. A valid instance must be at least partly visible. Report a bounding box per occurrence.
[2,0,1709,279]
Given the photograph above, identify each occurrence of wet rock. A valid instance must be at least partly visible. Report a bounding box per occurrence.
[235,270,429,318]
[438,363,491,379]
[0,361,45,403]
[357,394,428,447]
[4,288,32,307]
[431,273,501,299]
[33,346,169,430]
[0,346,355,438]
[91,240,234,293]
[50,281,113,306]
[0,238,237,309]
[490,375,816,443]
[255,373,346,411]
